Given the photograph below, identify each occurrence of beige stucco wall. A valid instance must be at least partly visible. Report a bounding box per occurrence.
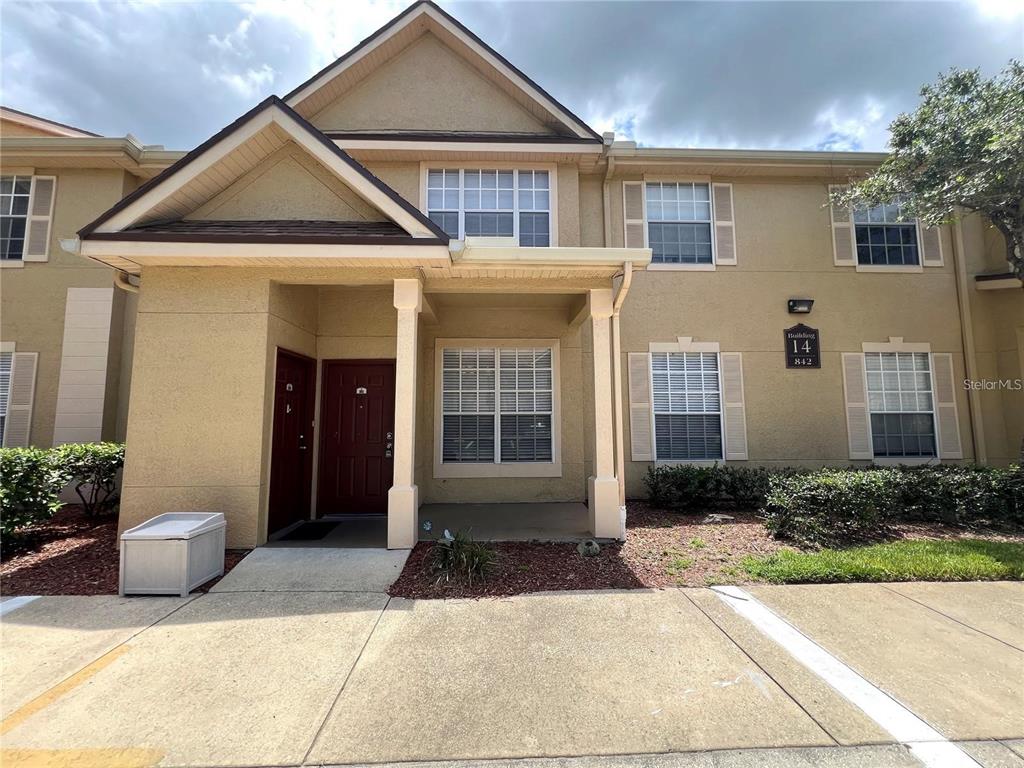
[0,167,134,446]
[961,215,1024,465]
[609,178,975,498]
[309,33,557,135]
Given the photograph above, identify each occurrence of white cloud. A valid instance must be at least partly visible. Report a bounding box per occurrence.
[809,97,889,152]
[202,62,276,99]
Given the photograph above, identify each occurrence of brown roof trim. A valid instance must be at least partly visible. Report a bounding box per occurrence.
[86,231,445,246]
[78,96,449,243]
[325,130,601,144]
[1,105,102,137]
[282,0,601,142]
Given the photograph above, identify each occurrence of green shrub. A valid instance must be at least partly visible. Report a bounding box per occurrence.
[0,447,64,538]
[644,464,777,511]
[431,529,496,585]
[891,464,1022,526]
[762,469,900,548]
[52,442,125,517]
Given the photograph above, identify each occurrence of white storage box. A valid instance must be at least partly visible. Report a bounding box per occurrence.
[119,513,226,597]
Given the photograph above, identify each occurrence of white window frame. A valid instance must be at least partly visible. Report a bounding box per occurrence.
[419,162,558,247]
[862,339,938,465]
[642,176,717,272]
[0,174,32,266]
[852,198,925,274]
[648,338,724,465]
[0,341,14,445]
[433,338,562,479]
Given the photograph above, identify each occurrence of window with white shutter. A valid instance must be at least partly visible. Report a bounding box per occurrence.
[440,344,555,464]
[651,351,723,460]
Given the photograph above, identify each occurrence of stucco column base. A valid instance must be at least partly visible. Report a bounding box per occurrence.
[387,485,419,549]
[587,475,621,539]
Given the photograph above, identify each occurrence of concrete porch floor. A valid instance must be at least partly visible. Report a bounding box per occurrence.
[265,502,593,548]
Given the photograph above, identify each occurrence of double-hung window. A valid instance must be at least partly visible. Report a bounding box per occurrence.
[426,169,551,246]
[651,351,722,460]
[865,352,935,458]
[1,176,31,261]
[441,345,554,465]
[853,199,919,266]
[646,182,713,265]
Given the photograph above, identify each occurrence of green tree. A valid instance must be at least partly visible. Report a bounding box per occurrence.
[832,61,1024,281]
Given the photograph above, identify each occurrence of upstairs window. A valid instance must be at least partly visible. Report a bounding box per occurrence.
[1,176,31,261]
[853,200,919,266]
[865,352,935,458]
[651,351,722,460]
[426,169,551,246]
[646,182,713,265]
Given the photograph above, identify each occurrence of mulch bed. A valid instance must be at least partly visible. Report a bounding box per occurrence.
[388,502,1024,599]
[1,506,249,596]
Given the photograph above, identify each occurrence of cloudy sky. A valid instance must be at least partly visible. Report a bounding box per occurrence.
[1,0,1021,152]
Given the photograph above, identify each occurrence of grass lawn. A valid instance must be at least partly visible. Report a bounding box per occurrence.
[743,538,1024,584]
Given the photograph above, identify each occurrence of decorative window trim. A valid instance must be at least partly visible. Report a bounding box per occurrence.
[418,162,559,247]
[641,176,718,271]
[648,338,724,465]
[862,337,931,354]
[650,337,721,354]
[433,338,562,479]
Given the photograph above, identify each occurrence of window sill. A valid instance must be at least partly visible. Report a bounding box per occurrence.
[0,260,25,269]
[646,262,716,272]
[855,264,924,274]
[654,459,724,467]
[871,456,939,466]
[433,461,562,479]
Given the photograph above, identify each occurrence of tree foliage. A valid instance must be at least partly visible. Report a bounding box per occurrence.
[832,61,1024,281]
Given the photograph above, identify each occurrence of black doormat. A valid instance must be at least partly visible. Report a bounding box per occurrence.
[277,521,340,541]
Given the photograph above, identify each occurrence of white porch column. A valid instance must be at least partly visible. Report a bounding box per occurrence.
[388,279,422,549]
[587,288,621,538]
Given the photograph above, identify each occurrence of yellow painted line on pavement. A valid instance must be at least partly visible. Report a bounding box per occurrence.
[0,644,132,736]
[0,748,164,768]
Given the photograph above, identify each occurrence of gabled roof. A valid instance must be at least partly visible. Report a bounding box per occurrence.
[284,0,601,142]
[79,96,448,243]
[0,106,101,138]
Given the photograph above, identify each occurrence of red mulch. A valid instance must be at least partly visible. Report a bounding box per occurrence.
[1,506,249,596]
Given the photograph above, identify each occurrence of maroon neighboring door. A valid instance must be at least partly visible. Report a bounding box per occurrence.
[268,349,315,536]
[318,360,396,516]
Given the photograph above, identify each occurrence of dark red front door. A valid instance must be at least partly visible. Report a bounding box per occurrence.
[318,360,396,515]
[268,349,315,535]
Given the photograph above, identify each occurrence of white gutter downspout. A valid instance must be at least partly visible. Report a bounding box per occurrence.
[952,218,985,463]
[602,156,616,248]
[114,271,140,294]
[611,262,633,526]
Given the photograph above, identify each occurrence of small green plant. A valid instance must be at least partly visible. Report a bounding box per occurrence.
[431,529,496,585]
[52,442,125,517]
[664,551,694,578]
[0,447,64,538]
[689,537,707,549]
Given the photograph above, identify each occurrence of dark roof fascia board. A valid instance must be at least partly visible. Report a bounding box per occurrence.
[78,95,449,243]
[1,104,102,137]
[283,0,601,141]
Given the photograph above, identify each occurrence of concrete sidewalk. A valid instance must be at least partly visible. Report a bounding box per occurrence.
[1,580,1021,768]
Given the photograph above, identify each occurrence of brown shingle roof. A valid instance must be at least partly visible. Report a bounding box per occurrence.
[87,218,442,245]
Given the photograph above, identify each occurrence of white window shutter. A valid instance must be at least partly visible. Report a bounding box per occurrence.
[931,352,963,459]
[3,352,38,447]
[841,353,872,460]
[712,183,737,265]
[829,184,855,266]
[918,223,944,267]
[720,352,748,460]
[24,176,56,262]
[623,181,646,249]
[627,352,654,461]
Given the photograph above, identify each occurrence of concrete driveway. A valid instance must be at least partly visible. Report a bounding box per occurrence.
[1,560,1021,768]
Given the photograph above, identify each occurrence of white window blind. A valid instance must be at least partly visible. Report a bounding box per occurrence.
[865,352,936,457]
[0,351,12,443]
[651,352,723,460]
[441,346,553,464]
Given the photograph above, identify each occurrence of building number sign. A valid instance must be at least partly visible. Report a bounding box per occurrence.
[784,324,821,368]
